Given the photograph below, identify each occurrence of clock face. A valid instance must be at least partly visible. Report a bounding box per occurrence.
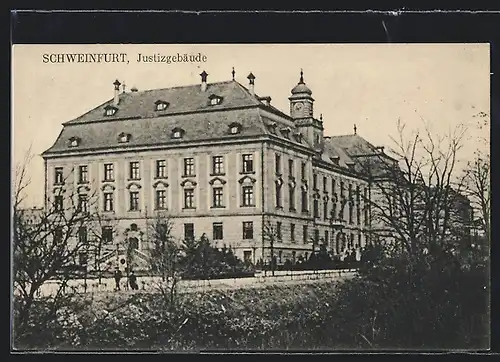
[294,102,303,111]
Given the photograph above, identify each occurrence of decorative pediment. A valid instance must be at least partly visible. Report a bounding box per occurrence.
[266,122,278,134]
[126,182,142,190]
[52,186,65,194]
[280,127,291,139]
[180,179,197,187]
[209,177,227,186]
[153,180,169,189]
[330,156,340,164]
[77,185,91,194]
[238,175,257,184]
[101,183,116,191]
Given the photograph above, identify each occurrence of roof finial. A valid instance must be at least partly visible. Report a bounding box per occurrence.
[232,67,235,80]
[122,82,126,93]
[354,124,357,135]
[299,68,304,84]
[320,113,323,121]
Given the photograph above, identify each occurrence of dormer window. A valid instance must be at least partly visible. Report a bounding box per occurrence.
[229,122,242,135]
[118,132,131,143]
[155,100,169,111]
[294,132,303,142]
[267,122,277,134]
[68,136,81,147]
[281,127,291,139]
[172,127,185,139]
[208,94,223,106]
[104,105,118,116]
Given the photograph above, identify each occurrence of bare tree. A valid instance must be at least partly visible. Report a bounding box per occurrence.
[461,112,490,244]
[262,219,278,276]
[13,150,94,336]
[147,212,180,307]
[87,212,119,284]
[358,118,468,263]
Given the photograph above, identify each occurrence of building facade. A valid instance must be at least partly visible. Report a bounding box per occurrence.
[42,70,390,270]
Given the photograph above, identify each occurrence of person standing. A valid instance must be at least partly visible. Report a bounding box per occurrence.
[113,267,122,291]
[129,270,138,290]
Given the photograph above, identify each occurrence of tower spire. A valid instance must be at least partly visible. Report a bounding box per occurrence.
[354,124,357,135]
[299,68,304,84]
[232,67,235,80]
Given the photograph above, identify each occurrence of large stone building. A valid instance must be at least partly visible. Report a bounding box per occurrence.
[42,70,392,270]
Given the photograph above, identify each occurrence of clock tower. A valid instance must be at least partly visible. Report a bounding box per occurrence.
[289,69,314,119]
[289,70,324,150]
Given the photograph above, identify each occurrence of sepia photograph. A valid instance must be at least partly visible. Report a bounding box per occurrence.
[12,43,490,352]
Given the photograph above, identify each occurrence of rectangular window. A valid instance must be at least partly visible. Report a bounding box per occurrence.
[323,200,328,220]
[212,187,224,208]
[156,160,166,178]
[129,191,140,211]
[277,222,282,240]
[290,223,295,242]
[104,163,114,181]
[350,233,355,249]
[314,229,320,244]
[276,183,282,208]
[102,226,113,243]
[301,162,306,180]
[78,194,88,213]
[244,251,252,263]
[212,156,224,175]
[54,195,63,211]
[243,221,254,239]
[303,225,308,244]
[184,158,195,176]
[242,186,254,206]
[332,179,336,196]
[129,161,140,180]
[155,189,167,210]
[78,226,87,244]
[289,186,296,211]
[348,184,353,224]
[323,176,328,193]
[313,174,318,190]
[54,167,64,184]
[78,252,88,266]
[288,159,294,178]
[325,230,329,245]
[313,199,319,218]
[275,153,281,175]
[213,222,223,240]
[242,154,254,173]
[301,189,308,212]
[53,227,63,243]
[357,234,362,248]
[103,192,114,212]
[78,165,88,183]
[184,189,195,209]
[184,223,194,240]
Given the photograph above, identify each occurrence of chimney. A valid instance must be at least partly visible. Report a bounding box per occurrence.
[200,70,208,92]
[247,72,255,95]
[113,79,121,106]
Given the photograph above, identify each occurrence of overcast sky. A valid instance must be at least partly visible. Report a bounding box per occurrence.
[12,44,490,207]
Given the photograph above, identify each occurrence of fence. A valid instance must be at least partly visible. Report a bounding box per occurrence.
[21,269,358,298]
